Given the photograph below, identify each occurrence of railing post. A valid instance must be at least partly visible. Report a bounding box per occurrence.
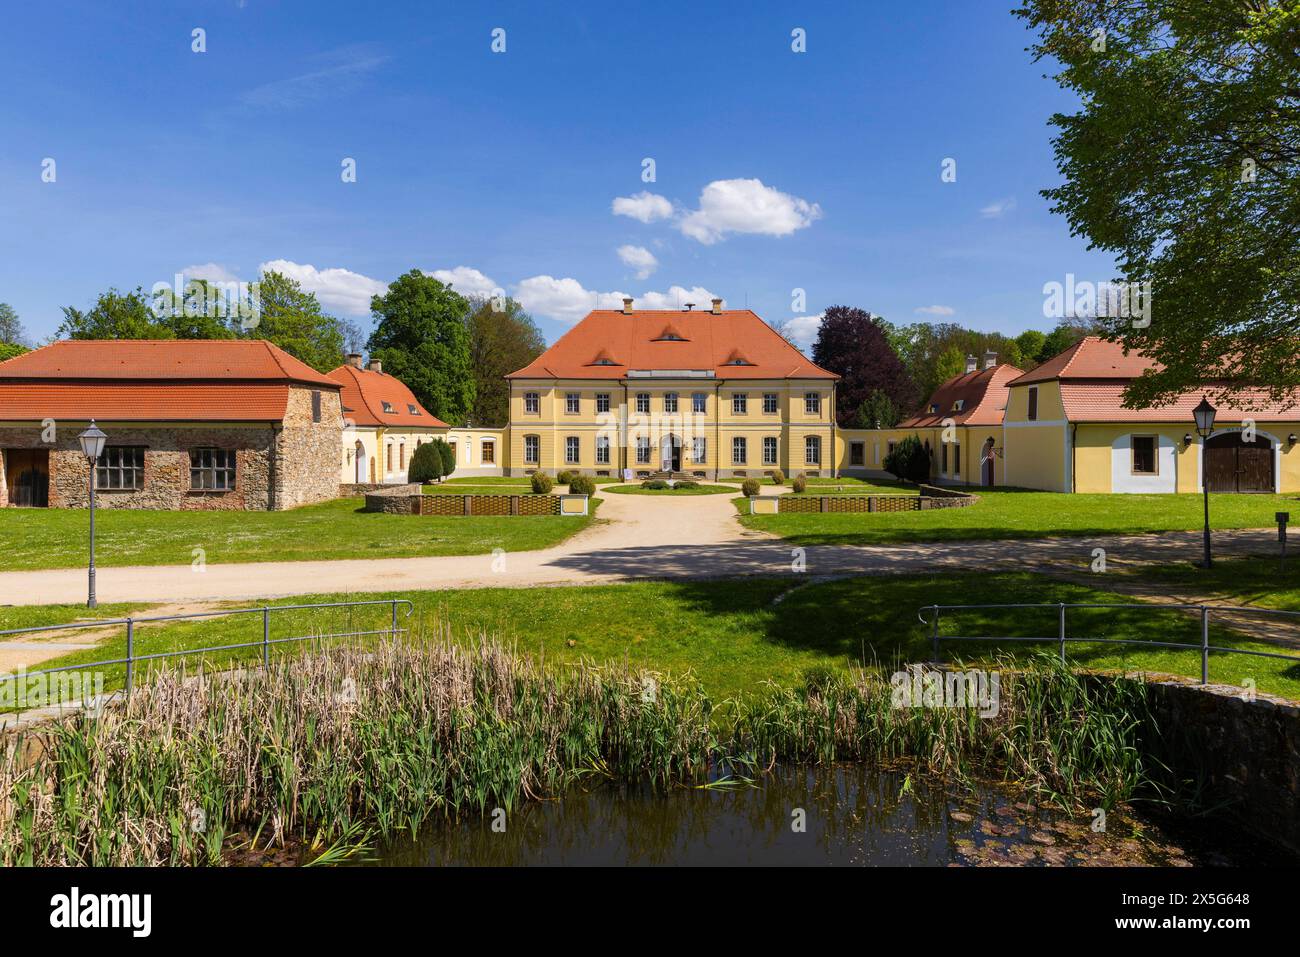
[262,606,270,668]
[1201,606,1210,685]
[125,617,134,697]
[391,600,399,639]
[930,607,940,664]
[1058,603,1066,664]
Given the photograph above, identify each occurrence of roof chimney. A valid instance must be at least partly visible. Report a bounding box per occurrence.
[683,302,695,311]
[347,353,363,369]
[965,354,978,374]
[710,298,723,315]
[982,350,998,371]
[622,297,633,315]
[367,359,382,374]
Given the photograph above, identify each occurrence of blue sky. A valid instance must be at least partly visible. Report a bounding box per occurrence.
[0,0,1118,349]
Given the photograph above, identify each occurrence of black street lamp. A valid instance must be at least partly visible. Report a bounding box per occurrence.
[77,421,107,608]
[1193,396,1217,569]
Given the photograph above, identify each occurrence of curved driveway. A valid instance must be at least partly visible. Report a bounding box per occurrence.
[0,489,1272,606]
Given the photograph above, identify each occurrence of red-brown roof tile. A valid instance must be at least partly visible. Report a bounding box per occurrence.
[0,339,341,388]
[326,363,448,428]
[506,310,836,380]
[1060,384,1300,422]
[1008,337,1156,386]
[0,382,294,421]
[898,363,1024,428]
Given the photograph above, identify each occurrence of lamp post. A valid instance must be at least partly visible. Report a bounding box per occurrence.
[78,421,107,608]
[1193,397,1217,569]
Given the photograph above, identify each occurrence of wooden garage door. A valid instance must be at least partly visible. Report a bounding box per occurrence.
[5,449,50,507]
[1205,433,1273,493]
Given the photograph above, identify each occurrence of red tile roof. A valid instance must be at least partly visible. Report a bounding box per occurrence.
[326,363,448,428]
[1009,337,1300,421]
[1008,337,1156,386]
[0,339,341,387]
[506,310,837,380]
[898,363,1024,428]
[0,339,341,422]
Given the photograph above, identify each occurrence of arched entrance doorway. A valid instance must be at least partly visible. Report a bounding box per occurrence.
[981,437,996,487]
[1205,431,1274,493]
[660,434,681,472]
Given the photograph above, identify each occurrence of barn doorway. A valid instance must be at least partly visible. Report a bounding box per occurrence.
[6,449,50,507]
[1204,432,1274,493]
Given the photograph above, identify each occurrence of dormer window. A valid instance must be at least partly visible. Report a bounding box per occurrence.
[408,404,420,415]
[929,403,939,414]
[381,401,394,413]
[594,358,616,365]
[952,399,965,412]
[652,324,689,342]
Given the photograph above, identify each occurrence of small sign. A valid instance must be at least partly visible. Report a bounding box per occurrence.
[622,468,633,482]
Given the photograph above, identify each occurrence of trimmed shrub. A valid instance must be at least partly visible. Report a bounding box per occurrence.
[883,434,930,484]
[408,442,444,483]
[641,479,670,490]
[791,473,807,494]
[567,474,596,496]
[530,471,554,494]
[741,478,760,497]
[556,470,576,485]
[770,469,785,486]
[430,437,456,479]
[674,480,700,490]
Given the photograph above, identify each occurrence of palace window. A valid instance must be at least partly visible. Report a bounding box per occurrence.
[692,437,706,463]
[481,440,495,464]
[763,393,778,414]
[804,392,821,415]
[692,393,707,414]
[732,437,747,465]
[189,448,235,491]
[524,392,540,414]
[524,435,540,464]
[805,436,821,465]
[1027,387,1039,421]
[850,442,865,466]
[663,392,678,413]
[596,393,610,413]
[596,435,610,464]
[1131,436,1157,475]
[732,393,747,415]
[636,436,652,464]
[96,446,145,491]
[566,392,580,414]
[762,437,778,465]
[636,393,650,414]
[565,436,580,464]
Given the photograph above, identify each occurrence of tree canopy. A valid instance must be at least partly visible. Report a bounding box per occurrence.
[0,303,27,347]
[1018,0,1300,405]
[367,270,475,426]
[810,305,918,426]
[464,295,545,427]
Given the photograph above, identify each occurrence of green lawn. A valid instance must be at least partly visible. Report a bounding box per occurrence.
[604,483,737,495]
[421,484,537,495]
[735,488,1299,545]
[1121,555,1300,613]
[0,602,149,635]
[440,477,532,486]
[764,476,916,493]
[0,496,600,571]
[25,572,1300,701]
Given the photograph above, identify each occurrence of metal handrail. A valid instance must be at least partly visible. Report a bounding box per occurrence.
[916,601,1300,685]
[0,598,415,702]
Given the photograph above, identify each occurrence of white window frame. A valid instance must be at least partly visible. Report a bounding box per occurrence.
[524,392,540,415]
[762,436,778,465]
[804,435,820,465]
[732,393,748,415]
[732,436,747,465]
[565,436,580,464]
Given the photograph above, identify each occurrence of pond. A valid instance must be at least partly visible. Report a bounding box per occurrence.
[368,764,1287,867]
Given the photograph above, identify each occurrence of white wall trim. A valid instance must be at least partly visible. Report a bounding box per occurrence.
[1110,433,1177,493]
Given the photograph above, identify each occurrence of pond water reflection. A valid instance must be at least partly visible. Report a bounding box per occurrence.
[372,764,1280,867]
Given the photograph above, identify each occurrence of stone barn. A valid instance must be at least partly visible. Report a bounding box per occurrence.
[0,339,343,510]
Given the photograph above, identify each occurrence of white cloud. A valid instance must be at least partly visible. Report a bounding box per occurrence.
[635,286,718,311]
[914,304,956,316]
[181,263,241,284]
[259,259,387,315]
[513,277,720,325]
[979,197,1017,219]
[616,245,658,280]
[428,266,499,298]
[779,313,824,354]
[514,276,631,325]
[611,191,674,223]
[677,178,822,244]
